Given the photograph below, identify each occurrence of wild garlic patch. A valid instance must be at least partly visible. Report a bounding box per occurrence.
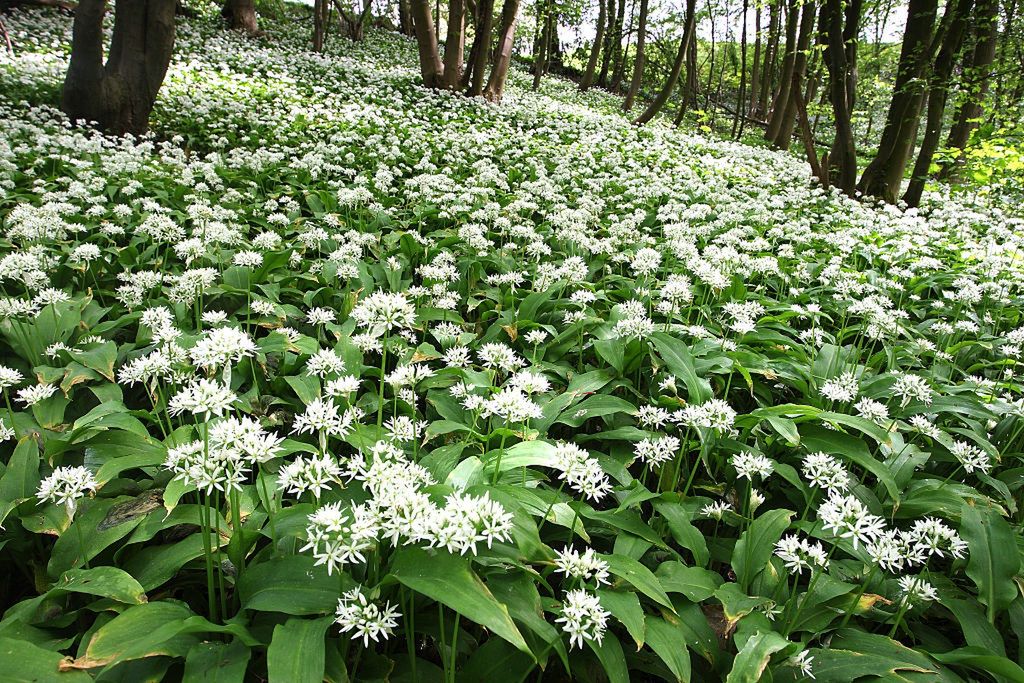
[0,6,1022,683]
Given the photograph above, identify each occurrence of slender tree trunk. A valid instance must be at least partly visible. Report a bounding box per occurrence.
[442,0,466,89]
[222,0,257,33]
[772,0,815,149]
[610,0,634,91]
[765,0,798,140]
[399,0,414,35]
[822,0,861,194]
[532,0,551,89]
[939,0,998,177]
[598,0,620,87]
[411,0,445,86]
[464,0,495,94]
[62,0,177,136]
[904,0,974,205]
[732,0,750,138]
[749,3,762,115]
[580,0,606,90]
[483,0,520,101]
[990,0,1017,123]
[622,0,648,109]
[313,0,329,51]
[857,0,939,201]
[757,0,781,117]
[634,0,696,124]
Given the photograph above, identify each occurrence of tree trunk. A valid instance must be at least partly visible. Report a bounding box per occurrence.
[765,0,798,141]
[857,0,939,202]
[757,0,781,117]
[597,0,619,87]
[532,0,550,89]
[634,0,695,125]
[580,0,606,90]
[610,0,633,91]
[732,0,750,138]
[399,0,414,35]
[939,0,998,178]
[772,0,815,150]
[483,0,520,102]
[62,0,176,136]
[749,3,763,115]
[903,0,974,206]
[312,0,329,51]
[821,0,861,194]
[222,0,257,33]
[622,0,648,110]
[442,0,466,89]
[411,0,445,87]
[464,0,495,95]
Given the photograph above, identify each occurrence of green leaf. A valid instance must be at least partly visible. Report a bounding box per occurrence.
[555,394,637,427]
[645,615,693,682]
[67,342,118,381]
[961,503,1020,620]
[930,646,1024,682]
[0,437,41,505]
[732,508,793,591]
[597,589,645,650]
[183,640,251,683]
[800,424,899,501]
[655,562,723,602]
[75,601,196,670]
[390,547,531,656]
[601,554,674,611]
[0,636,93,682]
[53,567,147,605]
[651,332,713,403]
[238,555,350,615]
[267,617,333,683]
[587,633,629,683]
[459,637,536,683]
[653,501,709,566]
[806,630,937,681]
[728,629,790,683]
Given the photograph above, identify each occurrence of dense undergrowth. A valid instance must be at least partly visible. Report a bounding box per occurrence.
[0,7,1023,682]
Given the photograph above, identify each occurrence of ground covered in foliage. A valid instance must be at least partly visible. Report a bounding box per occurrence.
[0,7,1023,683]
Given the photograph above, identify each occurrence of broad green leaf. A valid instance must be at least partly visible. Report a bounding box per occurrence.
[645,615,693,682]
[732,508,793,591]
[650,333,713,403]
[183,639,251,683]
[806,630,937,681]
[238,555,351,615]
[800,424,899,501]
[655,562,723,602]
[0,636,93,682]
[267,617,333,683]
[53,567,147,605]
[390,547,531,656]
[587,632,629,683]
[459,637,536,683]
[597,589,645,649]
[726,630,790,683]
[930,646,1024,682]
[601,554,674,611]
[961,503,1020,620]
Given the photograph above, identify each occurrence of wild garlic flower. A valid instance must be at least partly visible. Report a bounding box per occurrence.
[302,501,379,574]
[701,501,733,519]
[37,465,98,517]
[164,440,249,494]
[817,492,886,549]
[482,387,542,423]
[949,440,992,474]
[350,291,416,333]
[556,589,610,649]
[553,546,610,587]
[732,451,774,480]
[189,327,256,371]
[634,435,680,466]
[820,372,859,403]
[0,365,24,389]
[168,379,237,420]
[891,373,933,407]
[291,398,359,439]
[306,348,346,378]
[278,453,343,499]
[897,575,939,606]
[551,442,612,501]
[786,651,815,679]
[16,383,58,406]
[208,416,283,463]
[801,452,850,494]
[335,589,401,646]
[422,492,514,555]
[774,534,829,574]
[477,343,525,374]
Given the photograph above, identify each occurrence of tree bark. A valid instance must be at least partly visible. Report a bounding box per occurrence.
[757,0,781,117]
[597,0,619,87]
[903,0,974,205]
[222,0,257,33]
[732,0,750,138]
[464,0,495,95]
[399,0,414,35]
[62,0,176,136]
[610,0,633,91]
[411,0,445,86]
[939,0,998,177]
[857,0,939,202]
[622,0,647,109]
[771,0,816,150]
[532,0,552,90]
[442,0,466,89]
[821,0,861,193]
[483,0,520,102]
[765,0,798,141]
[749,3,763,116]
[580,0,606,90]
[634,0,695,125]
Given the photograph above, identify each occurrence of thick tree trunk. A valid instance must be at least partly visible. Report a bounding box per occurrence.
[903,0,974,206]
[939,0,998,178]
[399,0,414,35]
[622,0,647,110]
[442,0,466,89]
[821,0,861,194]
[857,0,939,202]
[634,0,695,125]
[62,0,176,136]
[411,0,445,87]
[483,0,520,102]
[765,0,798,141]
[464,0,495,95]
[312,0,329,51]
[580,0,606,90]
[772,0,815,150]
[222,0,257,33]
